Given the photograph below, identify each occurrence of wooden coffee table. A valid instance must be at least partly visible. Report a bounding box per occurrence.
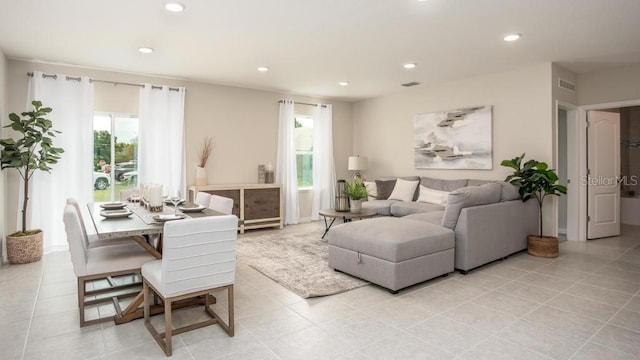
[319,208,377,239]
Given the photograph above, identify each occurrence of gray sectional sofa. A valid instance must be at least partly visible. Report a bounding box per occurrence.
[327,176,538,292]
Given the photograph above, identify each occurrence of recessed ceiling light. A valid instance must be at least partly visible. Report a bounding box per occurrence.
[503,33,521,42]
[257,66,270,72]
[138,47,154,54]
[339,81,350,86]
[403,63,417,69]
[165,2,185,12]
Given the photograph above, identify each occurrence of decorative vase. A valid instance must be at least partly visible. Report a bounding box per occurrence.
[195,166,207,186]
[350,199,362,213]
[527,235,559,258]
[7,231,43,264]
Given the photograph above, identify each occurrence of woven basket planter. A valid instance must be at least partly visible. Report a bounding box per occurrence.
[6,231,43,264]
[527,235,559,258]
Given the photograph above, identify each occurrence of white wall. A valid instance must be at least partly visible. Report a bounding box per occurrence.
[0,49,7,262]
[4,60,353,236]
[578,64,640,106]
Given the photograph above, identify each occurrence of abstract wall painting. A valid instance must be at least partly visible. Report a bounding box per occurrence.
[414,105,492,169]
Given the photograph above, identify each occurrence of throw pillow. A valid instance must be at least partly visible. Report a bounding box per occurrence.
[420,177,469,191]
[417,185,450,205]
[364,181,377,201]
[388,178,420,202]
[375,179,396,200]
[441,182,502,229]
[499,182,521,201]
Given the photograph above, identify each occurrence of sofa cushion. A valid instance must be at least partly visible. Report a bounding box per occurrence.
[441,182,502,229]
[417,185,450,205]
[420,177,469,192]
[467,179,494,186]
[390,201,445,217]
[329,217,454,262]
[403,211,445,226]
[388,178,420,202]
[375,180,396,200]
[362,199,398,216]
[499,182,521,201]
[364,181,377,201]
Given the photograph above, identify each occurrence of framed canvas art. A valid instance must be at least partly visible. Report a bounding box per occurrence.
[414,105,492,169]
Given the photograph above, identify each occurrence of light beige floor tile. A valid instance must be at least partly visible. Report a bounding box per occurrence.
[454,272,512,290]
[406,315,490,356]
[332,285,396,309]
[184,325,272,360]
[472,290,540,317]
[102,318,156,353]
[564,283,633,307]
[622,295,640,312]
[590,324,640,355]
[317,311,399,349]
[443,302,518,334]
[497,319,586,360]
[502,257,547,272]
[428,278,488,298]
[360,298,436,330]
[399,287,468,313]
[238,307,313,341]
[579,274,640,295]
[37,280,77,299]
[262,325,354,360]
[478,262,530,279]
[0,320,30,360]
[546,293,620,322]
[337,351,375,360]
[535,263,591,282]
[459,337,551,360]
[23,327,106,360]
[212,344,281,360]
[497,280,560,304]
[571,341,637,360]
[103,339,192,360]
[524,305,605,340]
[609,308,640,333]
[33,293,79,317]
[357,332,454,360]
[28,310,99,341]
[594,266,640,284]
[518,272,575,292]
[288,296,357,324]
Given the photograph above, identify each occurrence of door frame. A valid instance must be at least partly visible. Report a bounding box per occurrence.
[577,99,640,240]
[555,101,579,240]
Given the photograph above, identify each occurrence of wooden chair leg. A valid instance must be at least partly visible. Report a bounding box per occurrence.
[143,281,150,324]
[78,278,85,326]
[228,285,235,337]
[164,299,173,356]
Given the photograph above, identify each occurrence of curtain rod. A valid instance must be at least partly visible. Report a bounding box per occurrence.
[27,72,182,91]
[278,100,327,108]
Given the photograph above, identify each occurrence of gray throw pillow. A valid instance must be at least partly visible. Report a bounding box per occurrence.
[375,179,396,200]
[420,177,469,192]
[500,182,521,201]
[441,182,502,229]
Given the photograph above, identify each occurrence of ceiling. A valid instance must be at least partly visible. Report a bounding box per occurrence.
[1,0,640,102]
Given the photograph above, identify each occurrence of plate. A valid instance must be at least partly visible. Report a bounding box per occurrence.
[100,209,133,219]
[153,213,187,222]
[100,201,127,210]
[178,203,206,213]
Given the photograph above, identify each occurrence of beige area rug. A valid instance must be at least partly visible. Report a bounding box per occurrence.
[236,228,369,298]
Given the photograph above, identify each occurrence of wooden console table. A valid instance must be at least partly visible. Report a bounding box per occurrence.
[188,183,283,233]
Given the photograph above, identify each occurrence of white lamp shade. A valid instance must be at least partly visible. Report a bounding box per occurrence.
[348,156,368,171]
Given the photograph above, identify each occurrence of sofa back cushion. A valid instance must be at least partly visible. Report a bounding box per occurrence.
[441,182,502,229]
[375,179,396,200]
[420,177,469,192]
[417,185,450,205]
[364,181,377,201]
[388,178,420,202]
[499,182,521,201]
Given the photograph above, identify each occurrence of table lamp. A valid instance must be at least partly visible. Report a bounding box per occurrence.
[348,155,368,181]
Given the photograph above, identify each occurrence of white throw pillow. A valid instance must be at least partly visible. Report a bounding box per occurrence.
[364,181,377,201]
[387,178,419,202]
[417,185,450,205]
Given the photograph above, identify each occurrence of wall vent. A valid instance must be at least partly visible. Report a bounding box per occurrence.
[558,78,576,92]
[401,81,421,87]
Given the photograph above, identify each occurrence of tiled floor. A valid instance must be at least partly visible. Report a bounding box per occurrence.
[1,222,639,360]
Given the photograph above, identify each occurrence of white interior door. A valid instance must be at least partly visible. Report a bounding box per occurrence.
[587,110,620,239]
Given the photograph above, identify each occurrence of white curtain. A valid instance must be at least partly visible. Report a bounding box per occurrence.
[311,104,336,220]
[276,100,300,225]
[24,71,94,252]
[138,85,186,196]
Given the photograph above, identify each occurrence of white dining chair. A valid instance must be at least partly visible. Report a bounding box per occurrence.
[142,215,238,356]
[66,198,134,248]
[194,191,212,207]
[63,204,157,327]
[209,194,234,215]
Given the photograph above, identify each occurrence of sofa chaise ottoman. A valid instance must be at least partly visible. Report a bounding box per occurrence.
[328,217,455,293]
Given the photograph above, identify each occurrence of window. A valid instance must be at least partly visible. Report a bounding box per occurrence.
[93,113,139,201]
[295,115,313,187]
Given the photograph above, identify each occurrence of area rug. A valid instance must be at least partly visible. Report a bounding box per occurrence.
[236,229,369,298]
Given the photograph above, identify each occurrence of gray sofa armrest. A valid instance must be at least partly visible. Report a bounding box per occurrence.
[454,200,538,271]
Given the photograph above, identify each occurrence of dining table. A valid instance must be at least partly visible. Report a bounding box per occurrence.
[85,200,241,324]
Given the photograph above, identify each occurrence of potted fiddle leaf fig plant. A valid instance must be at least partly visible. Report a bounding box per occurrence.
[501,153,567,258]
[344,178,369,214]
[0,100,64,264]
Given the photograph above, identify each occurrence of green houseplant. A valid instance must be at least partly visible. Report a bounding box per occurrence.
[344,178,369,213]
[0,101,64,264]
[501,153,567,257]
